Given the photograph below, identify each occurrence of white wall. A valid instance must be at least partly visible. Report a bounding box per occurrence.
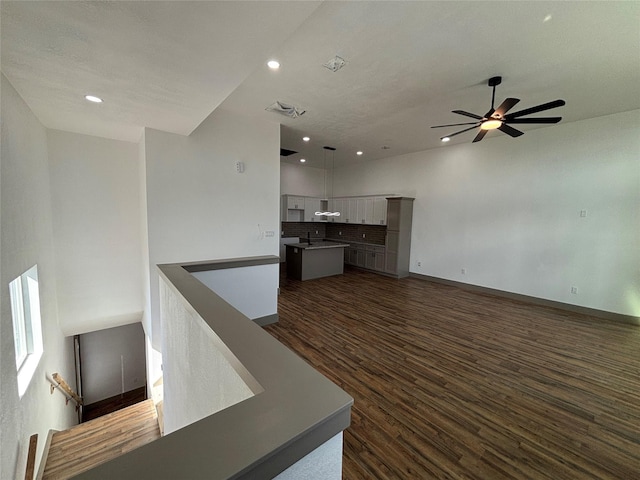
[47,130,143,335]
[192,264,279,321]
[332,110,640,318]
[274,433,343,480]
[80,322,146,405]
[1,74,77,479]
[280,162,326,197]
[159,279,257,435]
[144,108,280,347]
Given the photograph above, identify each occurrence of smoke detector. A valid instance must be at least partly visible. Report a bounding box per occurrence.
[265,101,306,118]
[323,55,346,72]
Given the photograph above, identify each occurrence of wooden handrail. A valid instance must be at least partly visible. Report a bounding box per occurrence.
[25,434,37,480]
[49,373,83,407]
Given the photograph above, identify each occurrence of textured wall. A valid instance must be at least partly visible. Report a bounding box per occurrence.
[48,130,143,335]
[1,74,77,479]
[160,279,256,435]
[144,109,280,347]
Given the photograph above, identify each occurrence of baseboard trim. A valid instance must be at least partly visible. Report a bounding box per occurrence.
[254,313,278,327]
[409,273,639,326]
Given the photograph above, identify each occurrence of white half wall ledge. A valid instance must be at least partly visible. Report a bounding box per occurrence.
[72,255,352,480]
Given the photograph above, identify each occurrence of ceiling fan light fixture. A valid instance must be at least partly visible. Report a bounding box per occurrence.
[480,119,503,130]
[441,137,450,142]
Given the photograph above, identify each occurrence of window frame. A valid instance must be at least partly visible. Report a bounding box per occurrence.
[9,265,44,397]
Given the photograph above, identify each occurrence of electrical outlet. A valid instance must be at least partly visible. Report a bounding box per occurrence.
[339,231,342,235]
[265,231,275,237]
[461,268,466,275]
[571,286,578,294]
[417,261,421,267]
[580,210,588,218]
[315,230,318,234]
[362,233,366,238]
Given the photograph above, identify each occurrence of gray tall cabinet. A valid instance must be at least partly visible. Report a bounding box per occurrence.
[385,197,414,278]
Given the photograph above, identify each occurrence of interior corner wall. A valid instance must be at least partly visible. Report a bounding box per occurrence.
[144,108,280,347]
[47,130,143,336]
[80,322,146,405]
[333,110,640,318]
[280,162,326,198]
[1,74,77,479]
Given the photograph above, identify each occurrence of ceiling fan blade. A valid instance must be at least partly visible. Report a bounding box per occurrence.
[431,122,479,128]
[506,117,562,124]
[499,123,524,137]
[452,110,483,120]
[494,98,520,117]
[505,99,566,119]
[472,130,488,143]
[441,125,478,140]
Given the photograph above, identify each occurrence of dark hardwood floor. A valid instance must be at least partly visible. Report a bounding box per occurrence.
[265,266,640,479]
[82,386,147,422]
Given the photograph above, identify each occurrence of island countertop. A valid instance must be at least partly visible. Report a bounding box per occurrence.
[287,241,349,250]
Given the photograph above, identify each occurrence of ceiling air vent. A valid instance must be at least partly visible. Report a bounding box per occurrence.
[266,101,305,118]
[280,148,298,157]
[323,55,346,72]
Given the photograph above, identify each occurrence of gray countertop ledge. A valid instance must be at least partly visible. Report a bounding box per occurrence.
[287,241,350,250]
[75,255,353,479]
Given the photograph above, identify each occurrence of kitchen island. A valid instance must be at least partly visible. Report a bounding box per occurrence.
[286,241,349,280]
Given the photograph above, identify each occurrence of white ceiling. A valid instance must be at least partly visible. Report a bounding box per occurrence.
[2,1,639,168]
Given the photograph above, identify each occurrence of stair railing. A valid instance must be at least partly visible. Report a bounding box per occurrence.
[47,372,83,410]
[24,433,37,480]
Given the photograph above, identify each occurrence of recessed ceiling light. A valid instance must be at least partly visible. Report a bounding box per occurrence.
[267,60,280,69]
[302,136,310,142]
[300,158,306,163]
[84,95,103,103]
[543,14,552,23]
[356,151,363,155]
[441,137,450,142]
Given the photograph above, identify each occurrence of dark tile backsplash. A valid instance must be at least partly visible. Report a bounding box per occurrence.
[281,222,326,240]
[326,223,386,245]
[281,222,387,245]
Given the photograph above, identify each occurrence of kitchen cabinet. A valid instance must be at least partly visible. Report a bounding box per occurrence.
[357,198,368,224]
[365,245,386,272]
[282,194,391,225]
[346,198,358,224]
[328,198,345,223]
[340,196,388,225]
[384,197,414,278]
[304,197,322,222]
[347,245,359,265]
[285,195,305,210]
[372,197,387,225]
[345,243,385,272]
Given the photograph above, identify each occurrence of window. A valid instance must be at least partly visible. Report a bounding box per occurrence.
[9,265,43,397]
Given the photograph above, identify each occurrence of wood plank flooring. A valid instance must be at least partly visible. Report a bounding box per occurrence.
[265,267,640,479]
[82,386,147,422]
[43,399,160,479]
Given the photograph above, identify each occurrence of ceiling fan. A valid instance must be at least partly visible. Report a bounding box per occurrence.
[432,76,565,143]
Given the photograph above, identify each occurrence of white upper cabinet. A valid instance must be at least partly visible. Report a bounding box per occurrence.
[304,197,323,222]
[329,198,345,222]
[285,195,305,210]
[347,198,358,224]
[282,194,389,225]
[372,197,387,225]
